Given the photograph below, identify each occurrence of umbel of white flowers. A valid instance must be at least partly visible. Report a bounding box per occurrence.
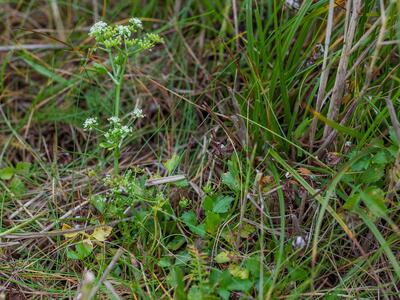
[88,18,163,50]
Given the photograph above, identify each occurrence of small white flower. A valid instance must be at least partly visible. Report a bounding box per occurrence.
[345,141,352,147]
[129,17,143,29]
[83,117,98,130]
[117,25,131,39]
[292,235,306,250]
[285,0,300,10]
[133,107,144,118]
[121,125,132,134]
[89,21,108,37]
[108,116,120,124]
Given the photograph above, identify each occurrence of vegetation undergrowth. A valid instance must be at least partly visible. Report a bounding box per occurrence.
[0,0,399,299]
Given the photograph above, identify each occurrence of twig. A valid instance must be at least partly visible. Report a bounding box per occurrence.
[323,0,362,139]
[104,281,122,300]
[145,175,186,187]
[309,0,335,151]
[0,44,66,52]
[87,248,124,299]
[50,0,66,41]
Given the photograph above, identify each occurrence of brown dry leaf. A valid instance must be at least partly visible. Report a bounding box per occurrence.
[91,225,113,242]
[298,167,312,176]
[259,175,273,187]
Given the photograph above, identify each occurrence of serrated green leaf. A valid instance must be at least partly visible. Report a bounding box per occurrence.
[359,166,384,183]
[213,196,234,214]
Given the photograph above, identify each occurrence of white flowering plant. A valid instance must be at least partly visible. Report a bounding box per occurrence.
[84,18,162,176]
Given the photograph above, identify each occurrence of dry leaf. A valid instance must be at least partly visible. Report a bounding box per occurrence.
[91,225,113,241]
[62,223,81,239]
[298,167,312,176]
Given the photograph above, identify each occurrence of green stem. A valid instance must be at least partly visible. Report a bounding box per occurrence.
[112,57,127,175]
[114,146,120,176]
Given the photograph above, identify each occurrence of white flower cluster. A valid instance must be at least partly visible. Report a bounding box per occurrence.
[129,18,143,30]
[117,25,131,39]
[88,18,163,51]
[100,117,133,150]
[133,107,144,119]
[89,21,108,38]
[285,0,300,10]
[83,117,98,130]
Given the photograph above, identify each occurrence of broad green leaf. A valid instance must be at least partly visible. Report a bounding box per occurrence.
[215,251,233,264]
[361,187,387,218]
[75,239,94,259]
[9,178,26,197]
[158,257,172,268]
[181,211,205,237]
[359,166,384,184]
[222,172,240,192]
[213,196,234,214]
[372,150,391,165]
[0,167,14,180]
[66,249,80,260]
[205,211,222,234]
[15,162,31,175]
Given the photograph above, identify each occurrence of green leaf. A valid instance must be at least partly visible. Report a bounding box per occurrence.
[361,187,387,218]
[228,265,249,279]
[359,166,384,184]
[351,154,370,171]
[372,150,391,165]
[90,195,107,214]
[0,167,14,180]
[215,251,233,264]
[203,195,214,211]
[9,177,26,197]
[75,239,94,259]
[343,193,361,210]
[164,153,180,175]
[158,257,172,268]
[294,118,311,139]
[167,236,186,251]
[15,162,31,175]
[213,196,234,214]
[188,286,203,300]
[222,172,240,192]
[181,211,205,237]
[205,211,222,234]
[66,249,80,260]
[22,55,69,85]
